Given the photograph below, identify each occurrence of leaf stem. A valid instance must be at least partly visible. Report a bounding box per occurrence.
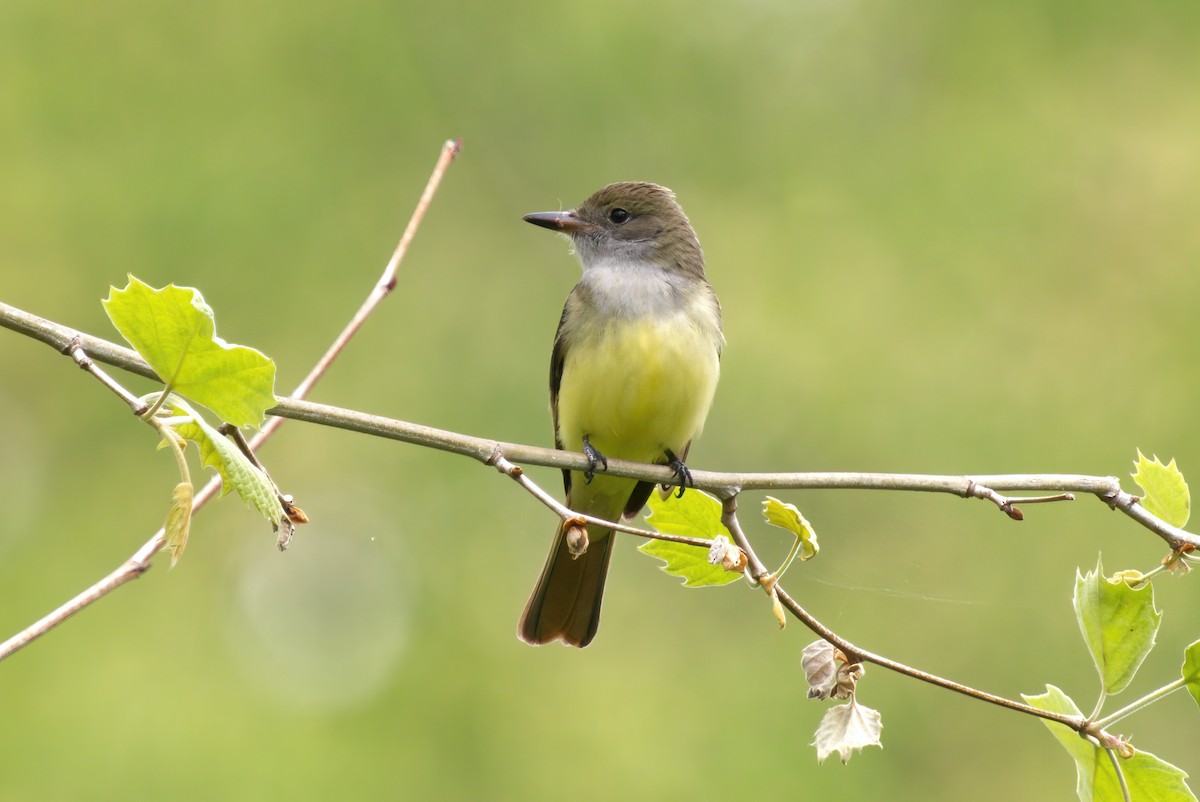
[773,532,803,582]
[1104,747,1132,802]
[140,386,173,420]
[1092,680,1186,730]
[1134,565,1167,584]
[157,422,191,486]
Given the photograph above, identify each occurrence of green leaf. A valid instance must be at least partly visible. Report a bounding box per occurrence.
[639,490,740,587]
[1184,640,1200,711]
[1132,451,1190,527]
[163,481,194,568]
[1024,685,1196,801]
[1075,558,1161,695]
[103,275,276,427]
[168,397,284,529]
[762,496,818,560]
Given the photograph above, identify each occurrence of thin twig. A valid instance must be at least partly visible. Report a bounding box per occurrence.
[963,480,1074,520]
[0,139,461,663]
[487,449,713,548]
[717,494,1089,733]
[270,398,1200,551]
[284,137,461,405]
[61,336,149,414]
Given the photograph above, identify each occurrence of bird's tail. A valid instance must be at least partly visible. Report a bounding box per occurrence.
[518,519,614,648]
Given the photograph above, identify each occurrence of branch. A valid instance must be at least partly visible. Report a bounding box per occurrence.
[486,450,713,549]
[232,401,1200,552]
[718,494,1089,733]
[0,139,461,662]
[4,298,1198,556]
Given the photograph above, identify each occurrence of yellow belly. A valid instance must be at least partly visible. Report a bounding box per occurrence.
[556,313,720,484]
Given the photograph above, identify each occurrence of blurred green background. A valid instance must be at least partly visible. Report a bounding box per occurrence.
[3,0,1200,799]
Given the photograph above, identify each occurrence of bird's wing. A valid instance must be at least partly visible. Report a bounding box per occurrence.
[549,302,571,496]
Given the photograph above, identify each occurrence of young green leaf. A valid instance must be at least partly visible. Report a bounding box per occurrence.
[1024,685,1196,801]
[639,490,740,587]
[168,397,285,529]
[1075,558,1161,695]
[163,481,194,568]
[1132,451,1190,527]
[1184,640,1200,712]
[762,496,819,560]
[102,276,276,427]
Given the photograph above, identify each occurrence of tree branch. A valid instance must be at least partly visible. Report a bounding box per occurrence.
[0,138,461,662]
[3,297,1197,557]
[486,450,713,548]
[0,308,1121,501]
[718,494,1089,732]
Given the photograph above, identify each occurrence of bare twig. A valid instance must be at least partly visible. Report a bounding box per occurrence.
[269,399,1200,551]
[61,336,149,414]
[717,494,1089,733]
[0,139,461,662]
[964,479,1074,520]
[283,137,461,405]
[487,449,713,548]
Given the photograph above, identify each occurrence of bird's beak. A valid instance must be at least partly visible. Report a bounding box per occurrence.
[523,210,591,233]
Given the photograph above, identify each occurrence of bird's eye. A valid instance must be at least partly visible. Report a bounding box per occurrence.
[608,208,630,224]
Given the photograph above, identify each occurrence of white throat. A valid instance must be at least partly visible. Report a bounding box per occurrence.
[578,258,692,319]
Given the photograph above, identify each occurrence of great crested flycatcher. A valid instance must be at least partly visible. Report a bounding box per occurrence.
[518,182,724,647]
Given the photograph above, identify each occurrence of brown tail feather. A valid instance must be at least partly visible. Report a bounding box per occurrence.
[518,523,614,648]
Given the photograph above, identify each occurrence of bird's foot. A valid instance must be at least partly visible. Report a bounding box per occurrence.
[582,435,608,483]
[664,449,693,498]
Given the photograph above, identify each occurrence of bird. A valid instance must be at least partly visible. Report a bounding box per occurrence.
[518,182,724,647]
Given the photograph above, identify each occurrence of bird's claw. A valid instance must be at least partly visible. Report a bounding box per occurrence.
[665,449,692,498]
[582,435,607,484]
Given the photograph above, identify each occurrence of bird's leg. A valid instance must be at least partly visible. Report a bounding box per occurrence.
[581,435,608,483]
[663,448,693,498]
